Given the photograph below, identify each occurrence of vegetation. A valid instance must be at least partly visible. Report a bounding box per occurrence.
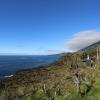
[0,42,100,100]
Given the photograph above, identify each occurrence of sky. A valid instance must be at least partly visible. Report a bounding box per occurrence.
[0,0,100,55]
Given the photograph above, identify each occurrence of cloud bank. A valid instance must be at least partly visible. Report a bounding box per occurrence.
[36,48,65,55]
[67,30,100,51]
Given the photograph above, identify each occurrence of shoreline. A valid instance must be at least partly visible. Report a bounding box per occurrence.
[0,59,60,81]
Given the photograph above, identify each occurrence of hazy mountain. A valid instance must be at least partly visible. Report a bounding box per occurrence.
[79,41,100,52]
[78,41,100,58]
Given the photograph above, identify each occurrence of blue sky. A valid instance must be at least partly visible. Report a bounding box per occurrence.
[0,0,100,55]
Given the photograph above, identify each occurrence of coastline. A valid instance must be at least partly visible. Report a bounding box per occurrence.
[0,54,60,80]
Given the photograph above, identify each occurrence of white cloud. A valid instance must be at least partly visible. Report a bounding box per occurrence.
[67,30,100,51]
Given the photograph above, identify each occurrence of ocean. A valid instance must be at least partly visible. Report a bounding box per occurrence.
[0,54,60,80]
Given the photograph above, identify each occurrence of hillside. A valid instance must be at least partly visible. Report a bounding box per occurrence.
[79,41,100,59]
[79,41,100,52]
[0,42,100,100]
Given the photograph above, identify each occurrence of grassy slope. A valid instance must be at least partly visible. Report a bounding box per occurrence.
[0,53,100,100]
[22,61,100,100]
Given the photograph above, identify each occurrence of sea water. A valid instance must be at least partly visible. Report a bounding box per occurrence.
[0,55,60,80]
